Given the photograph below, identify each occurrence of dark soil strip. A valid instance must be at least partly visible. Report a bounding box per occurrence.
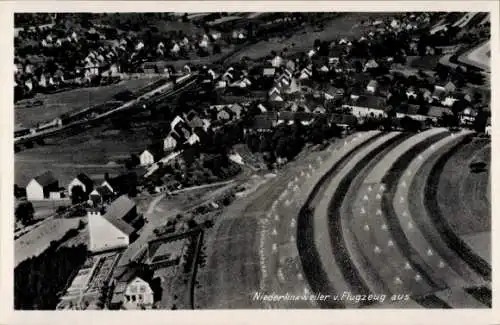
[296,132,386,308]
[424,135,491,281]
[381,132,451,291]
[413,295,451,309]
[328,133,412,307]
[465,286,492,307]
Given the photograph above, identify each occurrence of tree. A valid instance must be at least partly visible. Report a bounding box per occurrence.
[15,202,34,225]
[473,110,488,133]
[71,185,87,204]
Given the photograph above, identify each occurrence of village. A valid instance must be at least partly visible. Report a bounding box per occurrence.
[14,11,491,310]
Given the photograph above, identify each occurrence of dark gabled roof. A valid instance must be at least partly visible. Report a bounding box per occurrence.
[332,113,357,126]
[353,95,387,110]
[92,185,113,197]
[34,171,58,187]
[428,106,453,118]
[102,195,136,236]
[75,173,94,190]
[250,114,277,130]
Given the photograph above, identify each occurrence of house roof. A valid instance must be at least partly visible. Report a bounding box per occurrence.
[351,95,387,110]
[367,80,378,88]
[34,171,58,187]
[249,114,277,130]
[428,106,453,117]
[102,195,136,236]
[92,185,113,197]
[75,173,94,190]
[331,113,357,126]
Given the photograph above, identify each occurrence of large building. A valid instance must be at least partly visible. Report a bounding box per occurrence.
[26,171,60,201]
[88,195,142,252]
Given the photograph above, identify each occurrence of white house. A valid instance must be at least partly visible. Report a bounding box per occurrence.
[68,173,94,197]
[122,277,154,309]
[186,133,200,145]
[366,80,378,94]
[271,55,283,68]
[26,171,60,201]
[140,149,157,166]
[163,134,178,151]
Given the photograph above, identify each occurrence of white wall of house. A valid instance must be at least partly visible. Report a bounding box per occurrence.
[49,192,62,200]
[87,210,129,252]
[345,105,387,118]
[123,277,154,308]
[164,135,177,151]
[68,178,87,196]
[140,150,155,166]
[485,125,491,135]
[26,179,44,201]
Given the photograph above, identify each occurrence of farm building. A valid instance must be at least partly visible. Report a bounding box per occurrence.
[26,171,60,201]
[90,185,114,205]
[163,133,178,152]
[88,195,140,252]
[68,173,94,197]
[140,145,163,167]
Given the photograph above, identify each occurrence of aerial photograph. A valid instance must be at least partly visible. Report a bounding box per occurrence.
[13,11,491,310]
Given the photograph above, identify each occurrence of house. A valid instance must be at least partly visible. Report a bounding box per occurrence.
[344,95,387,118]
[68,173,94,197]
[444,81,457,93]
[299,68,312,80]
[121,276,154,309]
[26,171,60,201]
[313,106,327,114]
[163,133,178,152]
[183,110,204,129]
[420,88,433,103]
[245,113,278,134]
[217,107,233,121]
[432,86,447,102]
[228,103,243,119]
[366,80,378,94]
[390,19,401,29]
[441,95,459,107]
[271,55,283,68]
[89,185,114,205]
[406,87,418,99]
[364,59,379,71]
[263,67,276,77]
[170,116,191,140]
[140,146,163,166]
[185,133,201,146]
[459,108,478,126]
[485,118,491,135]
[269,87,280,97]
[87,195,139,252]
[427,106,453,119]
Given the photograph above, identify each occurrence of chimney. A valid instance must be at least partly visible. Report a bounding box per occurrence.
[104,172,110,181]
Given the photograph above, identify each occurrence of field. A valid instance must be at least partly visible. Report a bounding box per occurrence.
[15,217,81,266]
[15,124,153,187]
[458,41,491,72]
[15,78,163,128]
[228,13,392,63]
[436,138,491,236]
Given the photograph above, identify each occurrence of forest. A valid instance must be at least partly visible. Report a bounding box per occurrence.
[14,243,87,310]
